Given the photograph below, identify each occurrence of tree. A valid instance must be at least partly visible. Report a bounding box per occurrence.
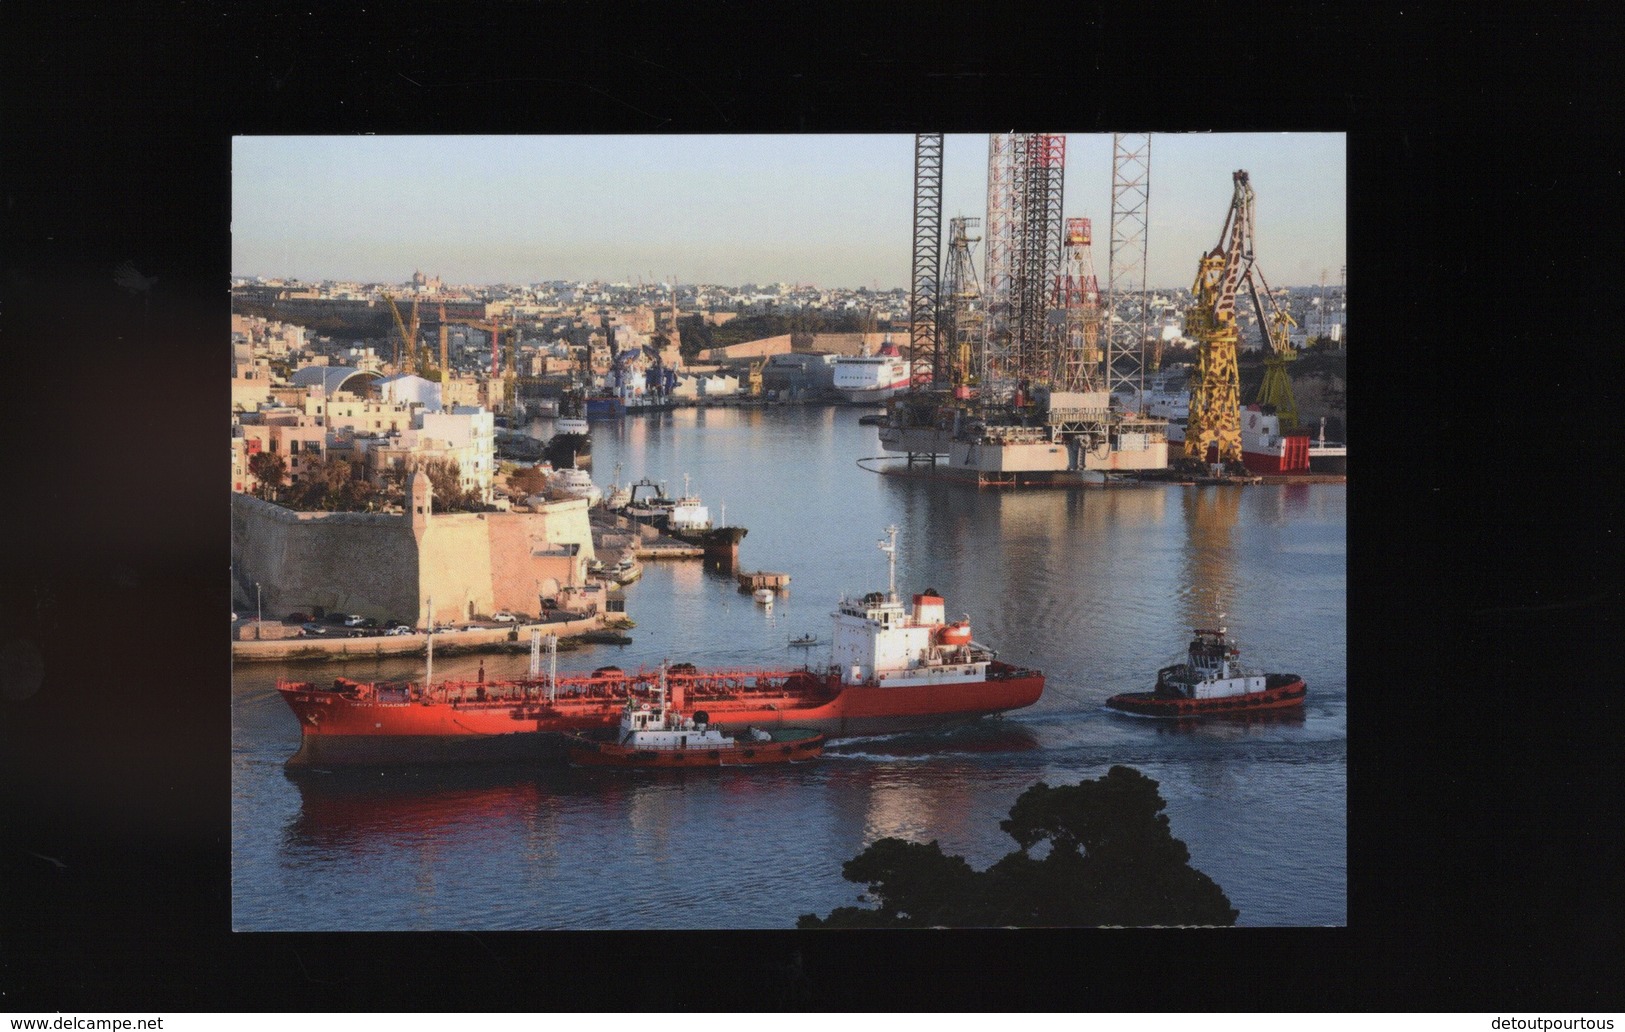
[507,463,553,500]
[246,451,286,501]
[798,766,1238,928]
[378,463,408,510]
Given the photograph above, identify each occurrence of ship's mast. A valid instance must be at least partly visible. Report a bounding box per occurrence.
[547,633,558,703]
[424,594,434,688]
[878,525,899,602]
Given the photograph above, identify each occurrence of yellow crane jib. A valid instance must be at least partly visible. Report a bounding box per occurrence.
[383,292,418,376]
[1186,169,1299,464]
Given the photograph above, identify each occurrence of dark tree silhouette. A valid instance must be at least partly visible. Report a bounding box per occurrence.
[798,766,1238,928]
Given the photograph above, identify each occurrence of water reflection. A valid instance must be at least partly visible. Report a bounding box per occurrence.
[282,765,579,852]
[823,723,1044,844]
[1178,487,1243,631]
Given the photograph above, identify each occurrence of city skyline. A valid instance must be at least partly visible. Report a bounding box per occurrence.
[232,133,1344,292]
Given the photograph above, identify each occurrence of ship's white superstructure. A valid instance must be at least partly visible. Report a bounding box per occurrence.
[547,467,603,505]
[833,338,911,403]
[1159,628,1267,700]
[829,527,989,687]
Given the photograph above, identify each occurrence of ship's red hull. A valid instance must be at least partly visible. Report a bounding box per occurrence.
[278,663,1044,767]
[1105,675,1306,718]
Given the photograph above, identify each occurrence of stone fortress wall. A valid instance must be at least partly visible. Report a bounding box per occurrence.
[231,473,596,629]
[231,494,421,626]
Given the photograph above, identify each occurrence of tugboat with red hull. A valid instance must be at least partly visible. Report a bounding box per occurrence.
[566,664,823,768]
[276,526,1044,767]
[1105,627,1305,718]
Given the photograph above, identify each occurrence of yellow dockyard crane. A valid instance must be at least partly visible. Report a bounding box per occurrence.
[1184,170,1299,463]
[1247,278,1301,432]
[383,292,423,377]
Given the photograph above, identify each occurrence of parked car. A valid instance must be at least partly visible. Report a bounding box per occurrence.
[285,612,312,625]
[492,612,518,623]
[322,613,348,625]
[340,614,366,627]
[360,617,378,629]
[301,622,327,636]
[385,626,413,636]
[384,619,405,629]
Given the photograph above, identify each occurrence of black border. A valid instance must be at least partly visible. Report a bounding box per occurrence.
[2,0,1620,1013]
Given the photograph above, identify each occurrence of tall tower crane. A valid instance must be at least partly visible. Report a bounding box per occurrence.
[1184,169,1280,466]
[383,292,422,376]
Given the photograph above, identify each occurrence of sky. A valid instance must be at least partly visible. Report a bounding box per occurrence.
[232,133,1344,291]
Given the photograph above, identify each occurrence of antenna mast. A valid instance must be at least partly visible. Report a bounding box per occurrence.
[878,525,899,601]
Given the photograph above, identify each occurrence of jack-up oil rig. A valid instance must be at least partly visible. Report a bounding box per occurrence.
[876,133,1172,487]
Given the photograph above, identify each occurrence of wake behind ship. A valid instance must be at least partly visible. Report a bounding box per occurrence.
[276,527,1044,767]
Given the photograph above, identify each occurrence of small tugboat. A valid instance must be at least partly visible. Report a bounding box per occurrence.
[1105,627,1306,718]
[567,665,824,768]
[753,587,775,605]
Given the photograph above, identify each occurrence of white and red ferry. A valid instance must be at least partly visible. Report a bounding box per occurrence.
[1105,626,1306,718]
[833,337,912,404]
[276,526,1043,766]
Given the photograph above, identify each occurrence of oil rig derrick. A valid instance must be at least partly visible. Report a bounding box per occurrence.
[1107,133,1151,396]
[1014,135,1066,388]
[1052,217,1103,393]
[909,133,944,389]
[878,133,1169,485]
[941,215,983,398]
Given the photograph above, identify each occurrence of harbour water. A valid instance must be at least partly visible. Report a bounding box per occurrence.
[232,406,1346,929]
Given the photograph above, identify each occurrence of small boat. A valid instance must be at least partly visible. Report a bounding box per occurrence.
[753,588,775,605]
[789,633,818,647]
[567,665,824,768]
[1105,627,1306,718]
[610,556,643,585]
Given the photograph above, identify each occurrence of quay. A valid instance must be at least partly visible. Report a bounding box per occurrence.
[231,612,620,665]
[738,570,791,591]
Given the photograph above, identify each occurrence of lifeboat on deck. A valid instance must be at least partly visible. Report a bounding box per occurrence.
[937,620,973,647]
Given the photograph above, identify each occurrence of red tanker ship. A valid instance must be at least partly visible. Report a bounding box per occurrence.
[276,527,1044,767]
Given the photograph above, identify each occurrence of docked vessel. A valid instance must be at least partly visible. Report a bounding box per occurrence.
[1168,404,1311,475]
[275,526,1045,766]
[1105,627,1306,718]
[546,467,603,506]
[546,390,592,469]
[1306,416,1347,474]
[833,337,911,404]
[620,476,748,551]
[585,393,625,420]
[566,666,823,768]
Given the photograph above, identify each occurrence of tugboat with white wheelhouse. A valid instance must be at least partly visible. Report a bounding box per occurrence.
[1105,627,1306,718]
[567,664,824,768]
